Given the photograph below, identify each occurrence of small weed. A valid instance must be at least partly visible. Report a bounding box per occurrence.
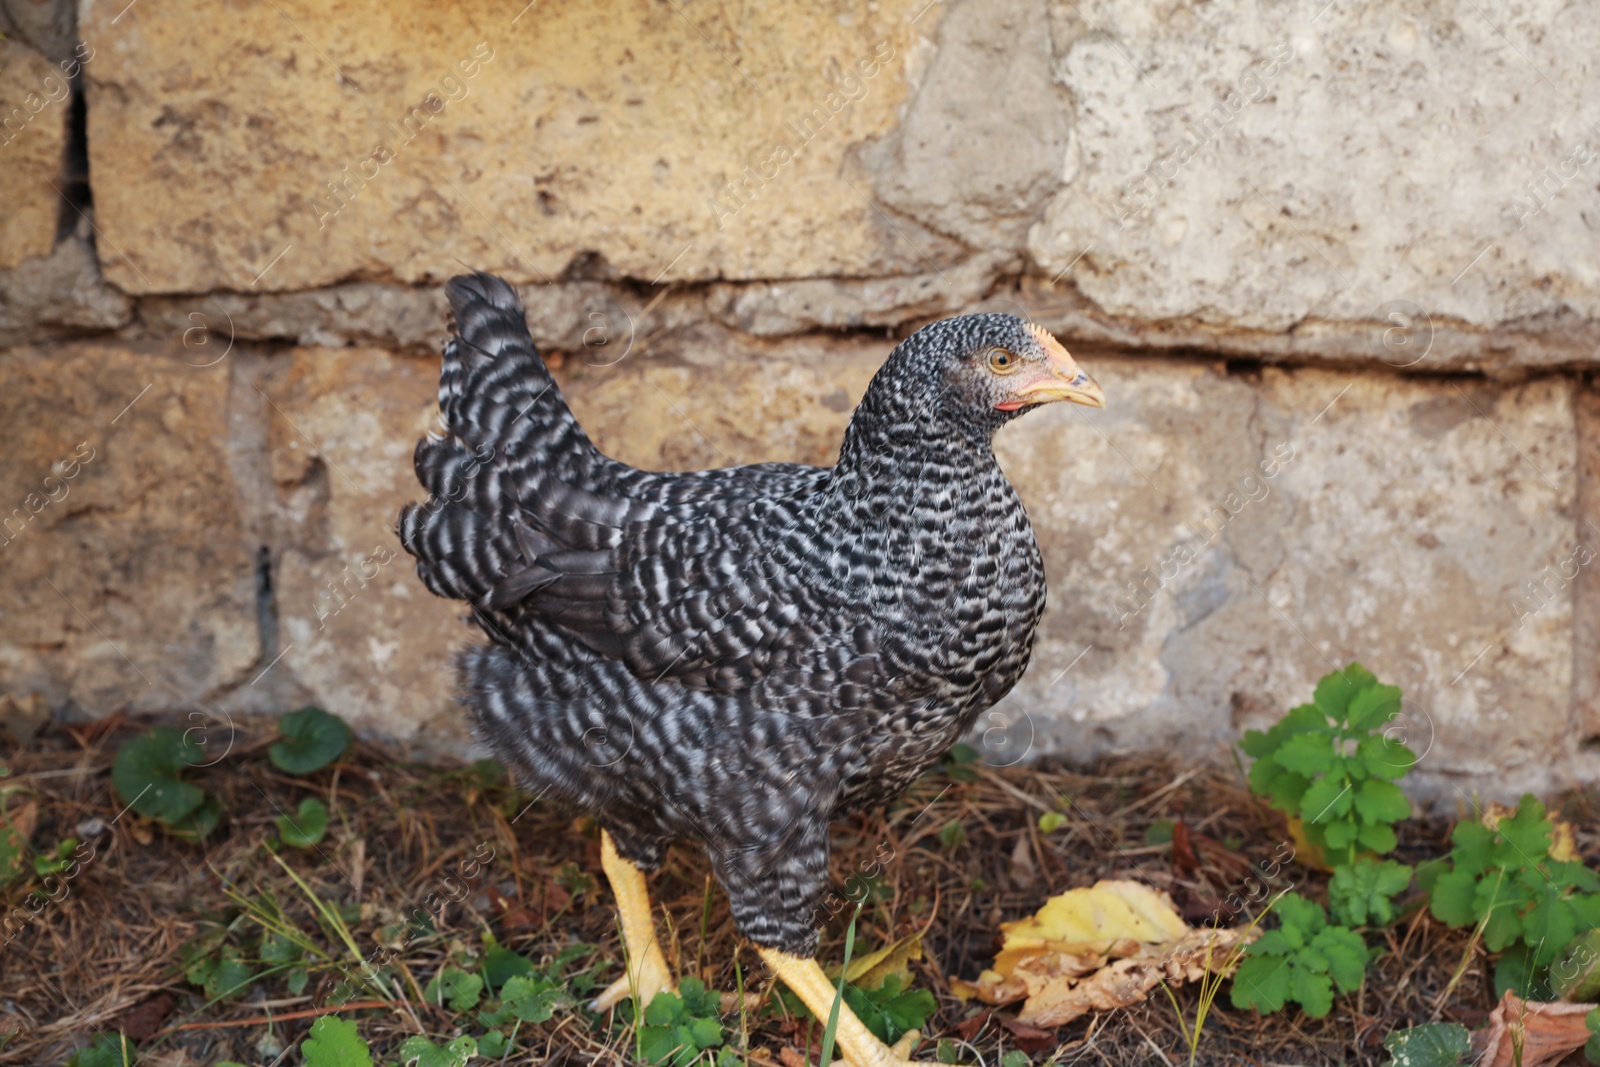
[1240,662,1415,867]
[1421,793,1600,997]
[1230,892,1368,1018]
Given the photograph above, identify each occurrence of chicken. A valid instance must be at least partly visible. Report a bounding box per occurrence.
[398,273,1104,1066]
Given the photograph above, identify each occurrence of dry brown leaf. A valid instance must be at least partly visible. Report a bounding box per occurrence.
[1471,990,1597,1067]
[951,879,1258,1027]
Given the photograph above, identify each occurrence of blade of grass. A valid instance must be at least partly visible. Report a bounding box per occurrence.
[819,901,864,1067]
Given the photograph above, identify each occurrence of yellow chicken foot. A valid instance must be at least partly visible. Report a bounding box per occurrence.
[590,829,677,1012]
[757,947,935,1067]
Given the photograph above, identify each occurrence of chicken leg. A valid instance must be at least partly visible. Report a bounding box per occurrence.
[757,947,932,1067]
[590,829,677,1011]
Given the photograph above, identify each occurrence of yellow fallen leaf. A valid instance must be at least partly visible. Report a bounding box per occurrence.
[841,930,923,991]
[991,879,1191,974]
[952,879,1259,1028]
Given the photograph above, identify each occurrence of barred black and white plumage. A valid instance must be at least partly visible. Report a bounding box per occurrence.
[398,272,1104,957]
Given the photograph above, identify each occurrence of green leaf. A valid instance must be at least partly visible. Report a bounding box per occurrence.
[168,794,222,842]
[1037,811,1066,834]
[269,707,353,775]
[1353,779,1411,826]
[1358,734,1417,780]
[424,966,484,1012]
[843,974,937,1045]
[1313,663,1377,724]
[1428,869,1481,927]
[302,1016,374,1067]
[186,945,255,1002]
[1523,895,1578,970]
[688,1015,724,1049]
[112,727,207,823]
[1230,954,1290,1013]
[1275,892,1327,937]
[1001,1053,1032,1067]
[276,797,329,849]
[1329,858,1413,927]
[478,1031,508,1059]
[1311,925,1369,991]
[1300,776,1354,824]
[1497,796,1553,861]
[937,820,965,852]
[1274,732,1337,777]
[1381,1022,1472,1067]
[398,1035,478,1067]
[1357,821,1398,855]
[1289,965,1335,1017]
[482,943,535,992]
[1323,818,1358,850]
[1346,684,1401,732]
[1448,819,1496,873]
[68,1034,138,1067]
[483,973,569,1025]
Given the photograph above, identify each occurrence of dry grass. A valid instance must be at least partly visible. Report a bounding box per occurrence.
[1,713,1593,1066]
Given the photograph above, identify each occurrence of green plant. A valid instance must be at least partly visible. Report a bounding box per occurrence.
[424,965,484,1012]
[269,707,352,775]
[398,1035,477,1067]
[1037,811,1066,834]
[275,797,329,849]
[1422,794,1600,997]
[111,727,221,840]
[33,837,78,877]
[1240,663,1415,866]
[301,1015,373,1067]
[636,977,725,1066]
[937,820,966,852]
[183,940,255,1002]
[1586,1007,1600,1067]
[67,1033,136,1067]
[1380,1022,1471,1067]
[1230,892,1367,1018]
[1162,896,1281,1066]
[940,742,980,782]
[1328,857,1414,927]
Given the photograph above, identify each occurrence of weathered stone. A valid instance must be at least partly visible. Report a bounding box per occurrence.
[706,255,1004,337]
[81,0,938,293]
[860,0,1069,253]
[0,36,68,270]
[995,357,1581,802]
[259,347,469,746]
[1028,0,1600,365]
[0,229,133,342]
[0,341,258,716]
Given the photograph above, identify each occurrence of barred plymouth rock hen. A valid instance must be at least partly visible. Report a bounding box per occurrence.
[398,273,1104,1067]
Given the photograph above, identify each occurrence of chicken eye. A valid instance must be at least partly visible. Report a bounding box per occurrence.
[987,348,1018,374]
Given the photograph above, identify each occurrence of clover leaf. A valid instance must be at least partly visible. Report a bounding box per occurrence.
[269,707,352,775]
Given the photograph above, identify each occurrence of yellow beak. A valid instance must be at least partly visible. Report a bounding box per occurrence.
[1008,324,1106,409]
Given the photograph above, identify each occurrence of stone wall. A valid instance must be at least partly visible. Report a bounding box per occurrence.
[2,0,1597,801]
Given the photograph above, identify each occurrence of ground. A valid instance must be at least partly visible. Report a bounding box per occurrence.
[1,714,1594,1066]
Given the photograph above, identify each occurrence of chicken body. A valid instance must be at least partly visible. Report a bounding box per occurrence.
[400,273,1099,959]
